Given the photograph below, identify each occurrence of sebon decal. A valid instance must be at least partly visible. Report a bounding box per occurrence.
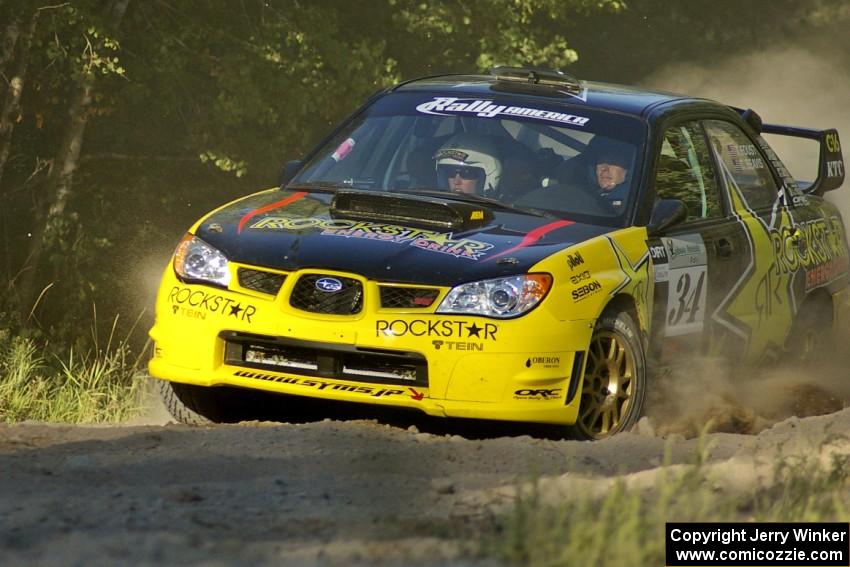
[415,97,590,127]
[661,235,708,337]
[251,216,494,260]
[571,280,602,302]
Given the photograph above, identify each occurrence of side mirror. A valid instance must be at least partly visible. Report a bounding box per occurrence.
[279,159,303,187]
[647,198,687,236]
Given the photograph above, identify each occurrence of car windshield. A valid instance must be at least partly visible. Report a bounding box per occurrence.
[290,92,646,224]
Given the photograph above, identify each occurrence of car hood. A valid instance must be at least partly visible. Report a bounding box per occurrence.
[194,189,611,287]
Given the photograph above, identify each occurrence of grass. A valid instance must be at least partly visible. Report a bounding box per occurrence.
[493,433,850,566]
[0,318,148,423]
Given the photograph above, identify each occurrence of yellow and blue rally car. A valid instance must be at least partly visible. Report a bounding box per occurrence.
[149,67,848,439]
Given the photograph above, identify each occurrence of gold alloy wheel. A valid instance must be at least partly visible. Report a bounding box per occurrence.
[577,329,636,439]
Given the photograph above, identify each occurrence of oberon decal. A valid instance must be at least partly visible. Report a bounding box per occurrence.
[415,97,590,127]
[250,216,493,260]
[377,319,498,340]
[525,356,561,369]
[168,286,257,322]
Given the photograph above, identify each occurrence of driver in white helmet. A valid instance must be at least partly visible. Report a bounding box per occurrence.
[434,133,502,196]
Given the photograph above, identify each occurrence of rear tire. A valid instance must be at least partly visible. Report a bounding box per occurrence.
[571,310,647,440]
[786,297,833,364]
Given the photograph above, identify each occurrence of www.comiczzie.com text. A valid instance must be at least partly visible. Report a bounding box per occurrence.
[666,523,849,566]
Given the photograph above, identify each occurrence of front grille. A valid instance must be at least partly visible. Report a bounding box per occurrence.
[238,268,286,295]
[379,286,439,308]
[223,332,428,387]
[290,274,363,315]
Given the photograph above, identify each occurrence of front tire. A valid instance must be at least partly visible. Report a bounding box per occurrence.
[158,380,228,425]
[572,310,647,440]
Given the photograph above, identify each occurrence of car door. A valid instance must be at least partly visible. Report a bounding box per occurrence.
[702,119,799,363]
[646,120,752,363]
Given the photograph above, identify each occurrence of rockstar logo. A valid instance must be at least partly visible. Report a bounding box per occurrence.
[466,323,483,338]
[229,303,244,318]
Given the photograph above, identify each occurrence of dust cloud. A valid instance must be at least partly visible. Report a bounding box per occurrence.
[639,45,850,437]
[643,46,850,221]
[644,355,850,438]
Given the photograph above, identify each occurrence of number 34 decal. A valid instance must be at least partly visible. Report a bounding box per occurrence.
[665,266,707,336]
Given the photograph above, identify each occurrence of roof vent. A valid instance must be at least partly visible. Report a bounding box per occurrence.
[490,66,583,95]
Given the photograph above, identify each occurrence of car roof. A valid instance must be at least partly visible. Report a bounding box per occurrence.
[393,73,721,118]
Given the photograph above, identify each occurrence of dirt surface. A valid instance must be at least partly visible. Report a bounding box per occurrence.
[3,373,850,567]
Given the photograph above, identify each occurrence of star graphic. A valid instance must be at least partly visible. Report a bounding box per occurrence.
[711,164,797,362]
[606,235,652,330]
[466,323,483,338]
[229,303,244,318]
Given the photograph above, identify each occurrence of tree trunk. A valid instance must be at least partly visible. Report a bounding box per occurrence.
[0,17,22,101]
[0,12,35,188]
[16,0,131,311]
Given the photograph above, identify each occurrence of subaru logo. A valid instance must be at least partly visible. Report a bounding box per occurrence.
[315,277,343,293]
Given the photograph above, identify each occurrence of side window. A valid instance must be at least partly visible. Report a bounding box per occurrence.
[655,122,722,222]
[704,120,779,210]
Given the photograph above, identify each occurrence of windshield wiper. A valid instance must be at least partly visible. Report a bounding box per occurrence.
[395,188,555,218]
[286,180,376,191]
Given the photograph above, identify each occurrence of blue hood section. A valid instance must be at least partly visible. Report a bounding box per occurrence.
[194,190,611,287]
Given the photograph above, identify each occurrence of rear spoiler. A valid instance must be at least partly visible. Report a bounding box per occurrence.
[762,124,844,195]
[735,107,844,196]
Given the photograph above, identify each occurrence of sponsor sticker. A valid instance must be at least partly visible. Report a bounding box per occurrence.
[377,319,498,340]
[168,286,256,323]
[431,340,484,351]
[415,97,590,127]
[525,356,561,369]
[662,235,708,337]
[250,216,494,261]
[513,388,562,400]
[571,280,602,302]
[567,251,585,270]
[234,370,404,398]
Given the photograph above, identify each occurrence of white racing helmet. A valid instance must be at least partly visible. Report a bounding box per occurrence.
[434,133,502,195]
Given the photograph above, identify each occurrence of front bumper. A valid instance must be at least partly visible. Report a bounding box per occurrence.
[149,265,593,425]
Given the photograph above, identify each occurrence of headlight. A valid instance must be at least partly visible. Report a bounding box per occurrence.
[436,274,552,318]
[172,234,231,287]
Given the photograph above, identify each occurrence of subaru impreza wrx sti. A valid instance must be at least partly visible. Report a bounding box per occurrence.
[149,67,849,439]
